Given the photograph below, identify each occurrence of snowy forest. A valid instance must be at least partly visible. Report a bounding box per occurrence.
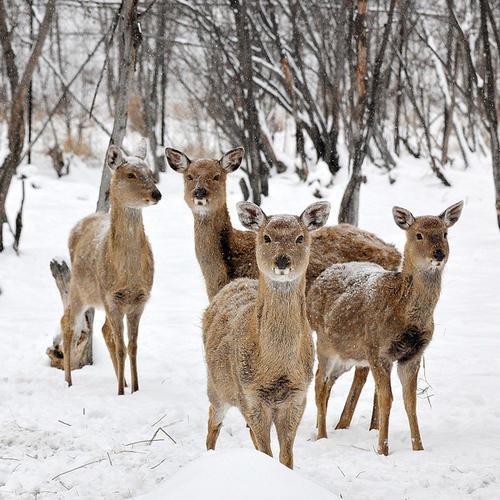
[0,0,499,499]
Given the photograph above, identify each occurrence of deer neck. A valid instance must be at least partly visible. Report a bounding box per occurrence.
[255,274,309,362]
[399,252,442,327]
[193,204,234,300]
[108,199,146,259]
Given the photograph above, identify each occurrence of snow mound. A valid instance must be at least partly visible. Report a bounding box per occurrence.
[137,449,335,500]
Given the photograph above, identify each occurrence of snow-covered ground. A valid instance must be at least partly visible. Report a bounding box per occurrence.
[1,152,499,499]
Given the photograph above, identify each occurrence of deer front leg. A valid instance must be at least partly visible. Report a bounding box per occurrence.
[102,319,128,388]
[274,397,307,469]
[106,307,126,395]
[127,306,144,393]
[244,404,273,458]
[398,358,424,451]
[369,359,393,456]
[336,366,369,430]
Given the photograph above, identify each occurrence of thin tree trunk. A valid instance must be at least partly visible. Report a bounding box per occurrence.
[0,0,56,252]
[96,0,141,212]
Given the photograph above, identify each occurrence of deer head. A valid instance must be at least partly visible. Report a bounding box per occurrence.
[237,201,331,283]
[165,147,244,215]
[107,139,162,208]
[393,201,463,272]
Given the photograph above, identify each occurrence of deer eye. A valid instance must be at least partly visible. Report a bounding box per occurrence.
[213,174,220,181]
[127,173,136,179]
[263,234,271,243]
[444,232,448,239]
[296,235,304,244]
[187,174,193,181]
[416,233,423,240]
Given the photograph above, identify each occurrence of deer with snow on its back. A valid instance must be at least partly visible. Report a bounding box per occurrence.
[203,200,331,469]
[166,146,402,428]
[59,139,161,395]
[307,202,463,455]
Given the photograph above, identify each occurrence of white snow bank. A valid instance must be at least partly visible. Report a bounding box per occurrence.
[137,449,335,500]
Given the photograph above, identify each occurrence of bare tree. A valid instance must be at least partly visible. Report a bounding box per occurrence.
[0,0,56,251]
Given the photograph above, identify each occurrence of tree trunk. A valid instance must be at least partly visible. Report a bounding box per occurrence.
[46,259,93,370]
[231,0,265,205]
[96,0,141,212]
[479,0,500,229]
[0,0,56,251]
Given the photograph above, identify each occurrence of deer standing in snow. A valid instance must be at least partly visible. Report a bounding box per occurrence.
[59,139,162,395]
[203,201,331,469]
[307,202,463,454]
[165,146,401,427]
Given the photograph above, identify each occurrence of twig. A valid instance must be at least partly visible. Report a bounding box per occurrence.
[51,458,106,480]
[355,470,366,479]
[337,465,346,477]
[123,438,165,447]
[148,427,176,446]
[58,419,71,427]
[106,452,112,466]
[150,457,167,470]
[0,457,20,461]
[151,413,167,427]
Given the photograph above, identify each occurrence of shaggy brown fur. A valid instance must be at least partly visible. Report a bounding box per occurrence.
[307,201,463,455]
[165,146,401,427]
[202,201,331,469]
[60,140,161,395]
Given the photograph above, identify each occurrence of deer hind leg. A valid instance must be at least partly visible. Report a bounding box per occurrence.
[126,306,144,393]
[106,307,126,395]
[274,397,307,469]
[398,358,424,451]
[60,296,84,387]
[369,359,393,456]
[336,366,369,429]
[244,404,273,457]
[206,402,227,450]
[315,354,348,439]
[369,389,379,430]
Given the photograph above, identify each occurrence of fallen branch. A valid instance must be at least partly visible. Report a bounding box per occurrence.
[51,458,106,481]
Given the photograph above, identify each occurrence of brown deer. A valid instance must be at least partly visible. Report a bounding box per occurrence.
[307,201,463,455]
[165,146,401,428]
[203,200,331,469]
[59,139,162,395]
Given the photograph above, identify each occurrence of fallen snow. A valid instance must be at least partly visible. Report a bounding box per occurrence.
[136,448,335,500]
[1,154,499,499]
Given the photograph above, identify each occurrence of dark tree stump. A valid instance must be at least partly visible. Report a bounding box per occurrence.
[46,258,93,370]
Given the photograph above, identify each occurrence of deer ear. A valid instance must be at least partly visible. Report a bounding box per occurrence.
[237,201,266,231]
[165,148,191,173]
[393,206,415,230]
[220,147,244,173]
[439,201,464,228]
[135,138,147,160]
[301,201,331,231]
[106,145,125,171]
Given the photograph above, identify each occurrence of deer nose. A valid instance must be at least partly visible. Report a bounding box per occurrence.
[194,187,207,199]
[151,189,162,202]
[433,249,445,261]
[275,255,291,270]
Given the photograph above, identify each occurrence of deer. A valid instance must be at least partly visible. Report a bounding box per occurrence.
[165,146,401,429]
[307,201,463,455]
[59,139,162,395]
[203,200,331,469]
